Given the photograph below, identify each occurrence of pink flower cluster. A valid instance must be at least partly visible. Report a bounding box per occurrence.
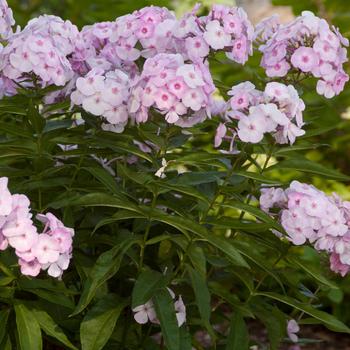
[216,81,305,146]
[200,4,254,64]
[260,181,350,276]
[0,14,78,87]
[129,53,215,125]
[257,11,349,98]
[0,177,74,278]
[73,4,254,68]
[71,68,130,132]
[133,289,186,327]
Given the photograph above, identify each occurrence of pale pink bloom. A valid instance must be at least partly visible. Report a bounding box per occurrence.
[214,123,227,147]
[175,296,186,326]
[44,253,71,278]
[264,82,290,100]
[237,114,266,143]
[287,319,300,343]
[32,234,60,264]
[104,105,128,124]
[230,37,248,64]
[330,253,350,276]
[76,75,105,96]
[0,177,12,216]
[154,88,176,110]
[82,93,109,116]
[7,225,38,252]
[262,44,287,66]
[280,122,306,144]
[291,47,319,72]
[165,102,186,123]
[260,187,287,212]
[176,64,205,89]
[168,78,188,99]
[19,259,41,277]
[223,14,242,35]
[266,60,290,77]
[203,20,231,50]
[133,301,157,324]
[313,39,337,62]
[185,36,209,59]
[182,88,205,111]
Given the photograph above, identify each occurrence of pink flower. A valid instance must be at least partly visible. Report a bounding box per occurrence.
[223,14,242,35]
[237,114,266,143]
[287,319,300,343]
[32,234,60,264]
[313,39,337,62]
[0,177,12,216]
[182,89,205,111]
[153,88,175,110]
[19,259,41,277]
[176,64,204,89]
[214,123,227,147]
[133,301,157,324]
[266,60,290,77]
[185,36,209,59]
[291,47,319,72]
[330,253,350,276]
[44,253,71,278]
[203,20,231,50]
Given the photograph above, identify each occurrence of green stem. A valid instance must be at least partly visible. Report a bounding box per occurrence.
[139,191,158,271]
[200,145,247,223]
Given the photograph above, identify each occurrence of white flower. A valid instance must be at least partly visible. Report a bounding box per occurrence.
[176,64,204,89]
[237,114,266,143]
[203,20,231,50]
[133,301,157,324]
[155,158,168,178]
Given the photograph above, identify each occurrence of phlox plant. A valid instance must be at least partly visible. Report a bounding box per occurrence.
[0,0,350,349]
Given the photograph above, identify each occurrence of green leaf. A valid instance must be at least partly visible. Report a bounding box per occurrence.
[223,202,284,232]
[132,269,168,309]
[268,159,350,181]
[0,309,10,344]
[252,303,286,350]
[257,292,350,333]
[206,217,272,233]
[170,171,225,186]
[187,245,206,275]
[0,335,12,350]
[32,308,77,350]
[71,192,140,213]
[143,208,249,269]
[93,210,146,233]
[179,328,192,350]
[82,167,118,194]
[157,182,210,204]
[81,294,127,350]
[153,288,180,350]
[234,170,282,185]
[15,302,42,350]
[288,256,338,289]
[226,312,249,350]
[187,266,211,323]
[232,241,285,292]
[188,266,215,338]
[209,282,254,318]
[117,163,153,185]
[27,99,45,133]
[72,236,140,315]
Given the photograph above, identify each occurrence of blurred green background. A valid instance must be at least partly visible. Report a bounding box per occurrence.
[7,0,350,325]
